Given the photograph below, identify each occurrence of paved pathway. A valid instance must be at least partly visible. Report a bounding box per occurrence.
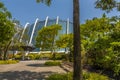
[0,60,66,80]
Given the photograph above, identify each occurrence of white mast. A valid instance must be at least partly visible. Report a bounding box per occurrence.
[67,18,69,34]
[20,22,29,42]
[44,16,49,27]
[56,16,59,24]
[29,18,39,45]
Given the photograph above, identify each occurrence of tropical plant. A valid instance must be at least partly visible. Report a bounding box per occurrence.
[81,15,120,76]
[56,34,73,61]
[0,2,15,60]
[36,24,61,58]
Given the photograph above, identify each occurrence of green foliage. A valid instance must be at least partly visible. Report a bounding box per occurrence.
[95,0,120,12]
[27,53,41,60]
[0,60,19,64]
[44,61,61,66]
[0,2,15,60]
[36,24,62,51]
[39,53,52,59]
[0,2,14,43]
[56,34,73,49]
[36,0,52,6]
[81,15,120,76]
[27,54,36,60]
[47,72,109,80]
[0,12,15,43]
[14,54,22,60]
[83,71,109,80]
[47,73,72,80]
[50,53,66,60]
[24,53,66,60]
[56,34,73,62]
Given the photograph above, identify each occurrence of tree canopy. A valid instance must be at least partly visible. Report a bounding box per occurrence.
[36,24,62,51]
[95,0,120,12]
[81,14,120,76]
[0,1,15,60]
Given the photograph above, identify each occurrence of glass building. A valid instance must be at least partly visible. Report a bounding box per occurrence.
[22,16,73,52]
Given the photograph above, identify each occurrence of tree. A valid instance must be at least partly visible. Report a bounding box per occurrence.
[36,0,81,79]
[80,14,120,77]
[56,34,73,62]
[9,27,26,59]
[94,1,120,77]
[56,34,73,50]
[36,24,61,53]
[81,15,113,64]
[95,0,120,12]
[0,2,15,60]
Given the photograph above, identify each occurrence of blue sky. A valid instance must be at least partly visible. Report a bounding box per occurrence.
[1,0,119,26]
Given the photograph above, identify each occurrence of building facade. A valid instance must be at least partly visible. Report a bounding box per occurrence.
[21,16,73,52]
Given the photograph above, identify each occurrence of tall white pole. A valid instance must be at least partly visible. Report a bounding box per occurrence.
[44,16,49,27]
[20,22,29,42]
[67,18,69,34]
[56,16,59,24]
[29,18,39,45]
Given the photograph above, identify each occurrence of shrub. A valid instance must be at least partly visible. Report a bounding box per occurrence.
[44,61,61,66]
[17,53,23,55]
[83,71,110,80]
[39,53,52,59]
[47,73,72,80]
[47,72,110,80]
[26,53,41,60]
[0,60,19,64]
[27,54,35,60]
[35,54,41,59]
[14,55,22,60]
[50,53,67,60]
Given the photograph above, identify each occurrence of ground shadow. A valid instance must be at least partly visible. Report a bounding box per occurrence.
[0,71,55,80]
[27,63,58,67]
[27,63,45,67]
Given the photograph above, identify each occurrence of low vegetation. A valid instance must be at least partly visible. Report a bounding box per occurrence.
[47,73,72,80]
[0,60,19,64]
[44,61,61,66]
[47,72,110,80]
[13,53,67,60]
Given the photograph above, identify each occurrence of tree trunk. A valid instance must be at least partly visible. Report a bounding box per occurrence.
[12,50,15,60]
[69,48,73,62]
[3,40,12,60]
[73,0,82,80]
[51,36,56,60]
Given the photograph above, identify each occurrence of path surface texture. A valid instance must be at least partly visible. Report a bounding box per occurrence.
[0,60,66,80]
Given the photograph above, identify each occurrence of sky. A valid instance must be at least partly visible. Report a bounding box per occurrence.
[1,0,120,26]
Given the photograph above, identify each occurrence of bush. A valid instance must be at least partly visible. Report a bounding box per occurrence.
[14,55,22,60]
[44,61,61,66]
[27,54,36,60]
[50,53,67,60]
[47,72,110,80]
[83,71,110,80]
[0,60,19,64]
[25,53,67,60]
[47,73,72,80]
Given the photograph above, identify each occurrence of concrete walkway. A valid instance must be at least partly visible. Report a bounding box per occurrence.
[0,60,66,80]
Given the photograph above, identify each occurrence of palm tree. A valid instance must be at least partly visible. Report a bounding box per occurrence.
[36,0,82,80]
